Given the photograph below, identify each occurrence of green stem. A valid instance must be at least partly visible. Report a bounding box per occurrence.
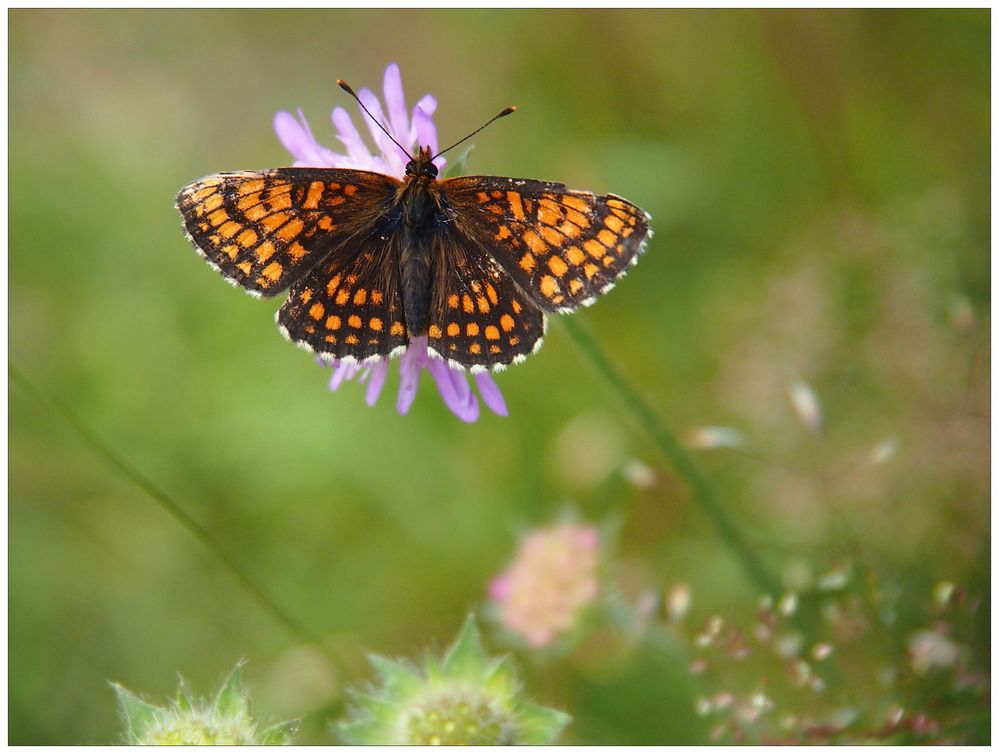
[10,363,347,677]
[561,318,781,596]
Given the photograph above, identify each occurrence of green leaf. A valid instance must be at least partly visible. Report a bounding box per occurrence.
[111,682,162,743]
[442,615,488,678]
[260,718,300,745]
[214,662,248,718]
[443,145,475,178]
[516,701,571,744]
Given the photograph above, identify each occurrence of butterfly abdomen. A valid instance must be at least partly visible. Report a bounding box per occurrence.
[396,177,446,338]
[399,233,434,337]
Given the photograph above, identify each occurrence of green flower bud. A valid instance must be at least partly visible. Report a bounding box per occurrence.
[336,617,570,745]
[112,662,298,745]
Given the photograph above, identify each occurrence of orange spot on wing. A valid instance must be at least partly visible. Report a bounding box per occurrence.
[309,303,325,320]
[237,179,265,195]
[547,256,569,277]
[469,343,482,354]
[523,230,547,255]
[237,193,260,211]
[261,261,283,281]
[485,325,500,341]
[255,241,276,262]
[353,289,367,305]
[261,212,291,233]
[370,317,383,331]
[538,198,563,226]
[348,315,362,328]
[447,322,460,336]
[539,226,563,246]
[277,218,305,242]
[566,245,585,265]
[562,194,591,213]
[466,323,480,337]
[500,314,515,332]
[390,321,405,335]
[604,214,625,232]
[326,315,341,330]
[219,221,242,239]
[428,324,443,338]
[540,275,560,298]
[507,191,525,221]
[303,181,324,208]
[598,229,617,247]
[519,253,536,272]
[584,239,605,258]
[237,228,258,248]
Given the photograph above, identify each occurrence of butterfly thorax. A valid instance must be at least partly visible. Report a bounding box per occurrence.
[396,146,445,337]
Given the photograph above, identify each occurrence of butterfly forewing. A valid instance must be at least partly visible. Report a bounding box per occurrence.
[426,229,545,371]
[176,168,398,296]
[277,225,409,363]
[441,176,651,313]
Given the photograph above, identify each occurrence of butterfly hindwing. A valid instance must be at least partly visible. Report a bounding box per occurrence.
[277,225,409,363]
[425,228,546,371]
[176,168,398,297]
[441,176,652,313]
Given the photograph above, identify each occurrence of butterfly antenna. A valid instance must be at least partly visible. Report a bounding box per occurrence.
[337,79,412,160]
[433,106,516,160]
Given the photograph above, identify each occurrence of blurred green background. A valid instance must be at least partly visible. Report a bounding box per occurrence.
[10,9,989,744]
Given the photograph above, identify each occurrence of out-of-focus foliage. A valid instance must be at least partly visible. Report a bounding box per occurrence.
[10,9,988,744]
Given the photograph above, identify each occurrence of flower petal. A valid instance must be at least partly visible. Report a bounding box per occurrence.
[274,110,319,164]
[413,104,441,158]
[382,63,410,148]
[396,346,423,415]
[426,357,480,423]
[332,106,375,167]
[357,87,407,178]
[364,359,389,406]
[474,372,508,417]
[329,361,362,391]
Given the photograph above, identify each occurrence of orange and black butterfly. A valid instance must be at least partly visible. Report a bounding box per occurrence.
[176,81,652,373]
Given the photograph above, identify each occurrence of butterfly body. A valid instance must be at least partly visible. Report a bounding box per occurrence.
[177,147,651,372]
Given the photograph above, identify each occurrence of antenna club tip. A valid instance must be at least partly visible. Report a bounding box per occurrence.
[503,105,517,116]
[337,79,357,96]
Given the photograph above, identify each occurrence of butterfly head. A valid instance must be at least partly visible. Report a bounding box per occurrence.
[405,146,439,181]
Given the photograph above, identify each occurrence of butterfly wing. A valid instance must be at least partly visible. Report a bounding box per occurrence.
[440,176,651,313]
[424,227,546,372]
[176,168,398,297]
[277,222,409,363]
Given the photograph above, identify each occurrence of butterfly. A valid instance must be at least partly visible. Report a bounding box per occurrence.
[175,81,652,373]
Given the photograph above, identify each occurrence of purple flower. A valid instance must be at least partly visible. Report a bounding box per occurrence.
[273,64,507,423]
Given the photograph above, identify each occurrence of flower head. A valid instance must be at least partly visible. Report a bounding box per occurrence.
[336,617,569,745]
[274,64,507,423]
[488,522,602,648]
[112,663,297,745]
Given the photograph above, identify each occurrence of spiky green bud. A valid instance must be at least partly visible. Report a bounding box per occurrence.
[112,663,298,745]
[336,617,570,745]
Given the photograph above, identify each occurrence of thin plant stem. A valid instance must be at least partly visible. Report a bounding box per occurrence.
[10,363,348,677]
[560,318,781,597]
